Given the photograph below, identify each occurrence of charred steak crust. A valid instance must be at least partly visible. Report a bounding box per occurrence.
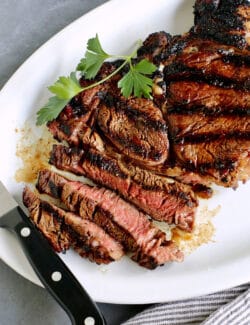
[137,31,173,64]
[193,0,250,50]
[49,145,198,232]
[158,10,250,188]
[36,170,184,269]
[23,186,124,264]
[162,37,250,90]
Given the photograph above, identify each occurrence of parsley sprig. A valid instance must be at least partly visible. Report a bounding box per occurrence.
[36,34,157,125]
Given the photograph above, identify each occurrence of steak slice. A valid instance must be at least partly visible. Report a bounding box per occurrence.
[168,113,250,140]
[23,187,124,264]
[23,186,71,253]
[163,39,250,89]
[49,145,198,232]
[173,137,250,165]
[173,137,250,187]
[36,169,184,269]
[164,80,250,187]
[166,81,250,113]
[97,95,169,166]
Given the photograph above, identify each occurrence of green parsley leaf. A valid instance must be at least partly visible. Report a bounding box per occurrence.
[87,34,109,57]
[48,72,82,100]
[117,70,134,98]
[77,34,110,79]
[118,59,157,98]
[76,58,86,72]
[78,52,105,79]
[36,96,68,125]
[134,59,157,74]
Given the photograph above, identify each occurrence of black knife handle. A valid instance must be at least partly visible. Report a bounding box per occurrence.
[12,206,106,325]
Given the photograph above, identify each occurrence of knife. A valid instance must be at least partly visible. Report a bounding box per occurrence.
[0,181,106,325]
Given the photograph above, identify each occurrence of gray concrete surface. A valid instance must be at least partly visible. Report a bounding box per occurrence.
[0,1,148,324]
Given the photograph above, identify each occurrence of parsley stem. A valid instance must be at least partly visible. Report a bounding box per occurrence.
[80,40,141,92]
[110,39,142,60]
[80,59,128,91]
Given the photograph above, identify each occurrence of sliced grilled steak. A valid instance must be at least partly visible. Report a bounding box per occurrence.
[23,186,71,253]
[151,164,212,198]
[36,169,184,269]
[166,81,250,113]
[163,39,250,89]
[168,112,250,140]
[49,96,169,168]
[164,82,250,187]
[193,0,250,50]
[97,95,169,166]
[23,187,124,264]
[173,138,250,186]
[49,145,198,232]
[173,137,250,165]
[160,29,250,188]
[47,102,212,197]
[47,62,121,149]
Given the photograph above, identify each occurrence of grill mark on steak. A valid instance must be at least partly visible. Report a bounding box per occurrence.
[36,170,184,269]
[165,69,245,90]
[102,96,168,132]
[49,145,198,232]
[166,81,250,113]
[164,61,250,90]
[23,187,124,264]
[168,114,250,140]
[158,36,250,67]
[84,149,128,179]
[168,106,250,116]
[173,137,250,167]
[148,164,213,198]
[91,208,137,253]
[97,95,169,165]
[173,132,250,144]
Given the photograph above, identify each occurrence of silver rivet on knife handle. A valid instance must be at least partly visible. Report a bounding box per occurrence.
[84,316,95,325]
[20,227,31,237]
[51,271,62,282]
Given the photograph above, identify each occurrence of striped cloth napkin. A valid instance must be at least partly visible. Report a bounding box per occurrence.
[123,283,250,325]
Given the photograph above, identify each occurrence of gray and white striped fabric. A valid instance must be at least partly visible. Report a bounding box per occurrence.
[123,283,250,325]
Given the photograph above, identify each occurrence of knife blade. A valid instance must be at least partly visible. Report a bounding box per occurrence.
[0,181,106,325]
